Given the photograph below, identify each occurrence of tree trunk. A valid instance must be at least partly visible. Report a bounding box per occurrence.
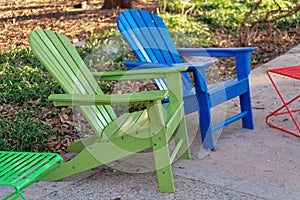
[101,0,138,9]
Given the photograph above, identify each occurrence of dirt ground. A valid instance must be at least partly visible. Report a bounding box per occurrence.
[0,0,158,53]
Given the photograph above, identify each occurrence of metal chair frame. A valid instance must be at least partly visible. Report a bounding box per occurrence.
[266,65,300,137]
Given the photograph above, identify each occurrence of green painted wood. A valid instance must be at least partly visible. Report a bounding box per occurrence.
[106,110,147,139]
[152,129,175,192]
[48,90,168,106]
[29,29,116,135]
[92,66,189,81]
[43,130,154,181]
[29,29,191,192]
[0,151,62,200]
[147,100,175,192]
[67,134,101,152]
[174,119,191,160]
[67,107,147,152]
[170,139,183,163]
[166,103,185,140]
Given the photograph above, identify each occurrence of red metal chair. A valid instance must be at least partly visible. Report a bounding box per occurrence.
[266,65,300,137]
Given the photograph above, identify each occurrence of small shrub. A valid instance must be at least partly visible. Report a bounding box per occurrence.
[159,12,211,46]
[0,47,63,105]
[0,116,57,152]
[160,0,300,31]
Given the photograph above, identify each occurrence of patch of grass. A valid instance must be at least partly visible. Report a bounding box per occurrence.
[158,12,212,47]
[79,29,134,71]
[0,47,63,105]
[0,115,57,152]
[162,0,300,31]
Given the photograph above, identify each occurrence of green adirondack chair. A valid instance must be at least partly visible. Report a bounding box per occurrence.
[28,29,191,192]
[0,151,62,200]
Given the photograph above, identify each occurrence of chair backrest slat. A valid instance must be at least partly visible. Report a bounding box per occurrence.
[118,12,155,62]
[117,10,192,90]
[29,30,116,135]
[137,10,181,64]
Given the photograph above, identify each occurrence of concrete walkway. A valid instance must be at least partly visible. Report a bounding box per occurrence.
[1,45,300,200]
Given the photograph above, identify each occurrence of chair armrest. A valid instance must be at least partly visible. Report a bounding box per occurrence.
[48,90,168,106]
[178,47,258,78]
[124,61,212,72]
[177,47,258,57]
[92,65,189,81]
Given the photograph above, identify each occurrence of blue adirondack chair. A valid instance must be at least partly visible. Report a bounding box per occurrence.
[117,9,257,150]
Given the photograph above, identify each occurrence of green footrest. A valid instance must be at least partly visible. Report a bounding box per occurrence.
[0,151,62,200]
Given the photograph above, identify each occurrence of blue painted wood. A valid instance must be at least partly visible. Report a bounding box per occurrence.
[178,47,258,55]
[212,111,248,132]
[117,9,257,150]
[118,10,192,91]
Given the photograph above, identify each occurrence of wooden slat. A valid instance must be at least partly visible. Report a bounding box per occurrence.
[44,30,115,125]
[170,139,183,163]
[130,10,170,63]
[31,31,104,132]
[136,10,176,64]
[30,30,117,136]
[30,31,109,132]
[118,11,168,90]
[148,11,182,63]
[119,11,159,63]
[117,10,193,92]
[118,14,152,62]
[48,90,168,107]
[146,10,193,90]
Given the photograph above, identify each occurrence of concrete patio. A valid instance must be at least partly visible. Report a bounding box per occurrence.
[1,44,300,200]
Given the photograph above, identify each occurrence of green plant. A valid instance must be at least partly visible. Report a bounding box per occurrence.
[159,0,300,31]
[158,12,211,46]
[0,63,62,105]
[0,116,57,152]
[0,46,63,105]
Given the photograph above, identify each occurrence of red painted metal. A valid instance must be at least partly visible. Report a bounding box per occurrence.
[266,65,300,137]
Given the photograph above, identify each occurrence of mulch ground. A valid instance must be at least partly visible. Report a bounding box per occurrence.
[1,0,299,79]
[1,0,299,67]
[0,0,158,53]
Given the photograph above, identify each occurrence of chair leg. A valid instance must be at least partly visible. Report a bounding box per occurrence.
[3,189,25,200]
[199,109,215,150]
[236,53,254,130]
[193,68,215,150]
[239,90,254,130]
[197,91,215,150]
[152,129,175,192]
[174,118,191,159]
